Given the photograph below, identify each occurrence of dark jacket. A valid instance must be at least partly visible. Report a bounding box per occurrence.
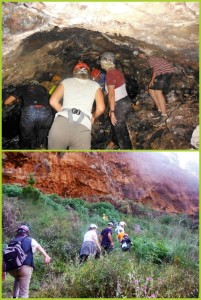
[14,236,34,267]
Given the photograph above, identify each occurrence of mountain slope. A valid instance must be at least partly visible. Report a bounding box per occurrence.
[2,152,199,215]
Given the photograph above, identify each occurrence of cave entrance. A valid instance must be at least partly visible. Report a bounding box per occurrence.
[2,27,141,149]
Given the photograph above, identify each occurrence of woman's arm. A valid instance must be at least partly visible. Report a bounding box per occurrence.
[49,84,64,112]
[107,85,117,126]
[36,245,51,264]
[91,88,105,124]
[4,95,17,106]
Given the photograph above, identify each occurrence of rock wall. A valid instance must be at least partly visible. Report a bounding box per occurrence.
[2,152,199,216]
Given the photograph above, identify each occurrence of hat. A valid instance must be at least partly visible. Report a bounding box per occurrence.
[17,225,30,234]
[90,224,98,229]
[73,62,90,74]
[119,221,125,226]
[108,222,114,226]
[91,68,101,80]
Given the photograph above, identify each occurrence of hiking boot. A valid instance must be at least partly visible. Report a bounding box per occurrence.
[153,115,168,127]
[148,111,161,120]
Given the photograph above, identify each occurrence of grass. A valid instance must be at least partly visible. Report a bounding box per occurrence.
[2,184,199,298]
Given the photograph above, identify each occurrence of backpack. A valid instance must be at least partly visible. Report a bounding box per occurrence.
[3,237,27,271]
[121,241,129,251]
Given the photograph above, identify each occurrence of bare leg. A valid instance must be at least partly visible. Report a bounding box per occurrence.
[154,90,167,115]
[148,89,161,111]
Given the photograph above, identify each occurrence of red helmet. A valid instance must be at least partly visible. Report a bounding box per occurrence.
[73,62,90,74]
[91,68,101,80]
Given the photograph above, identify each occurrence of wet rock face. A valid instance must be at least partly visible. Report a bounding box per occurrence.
[2,152,199,216]
[2,2,199,150]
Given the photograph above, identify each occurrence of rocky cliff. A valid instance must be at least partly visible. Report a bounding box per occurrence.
[2,152,199,216]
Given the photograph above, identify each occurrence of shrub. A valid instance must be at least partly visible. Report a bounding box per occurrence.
[159,214,175,225]
[88,202,120,221]
[21,186,41,201]
[61,198,88,214]
[28,173,36,187]
[2,197,21,236]
[134,237,170,263]
[115,200,132,214]
[2,184,22,197]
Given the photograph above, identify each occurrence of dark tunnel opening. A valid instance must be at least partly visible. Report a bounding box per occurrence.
[2,26,199,150]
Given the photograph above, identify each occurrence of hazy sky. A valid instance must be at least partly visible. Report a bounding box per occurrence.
[167,152,199,169]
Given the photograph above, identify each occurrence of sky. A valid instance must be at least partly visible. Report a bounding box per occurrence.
[166,152,199,169]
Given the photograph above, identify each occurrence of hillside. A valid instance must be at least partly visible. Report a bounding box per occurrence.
[2,152,199,216]
[2,185,199,298]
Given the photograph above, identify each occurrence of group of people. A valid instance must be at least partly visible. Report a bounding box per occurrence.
[3,52,175,150]
[3,221,132,297]
[79,220,133,263]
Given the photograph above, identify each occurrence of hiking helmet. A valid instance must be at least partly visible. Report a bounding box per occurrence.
[90,224,98,229]
[73,62,90,75]
[17,225,30,235]
[101,52,115,63]
[100,52,116,70]
[91,68,101,80]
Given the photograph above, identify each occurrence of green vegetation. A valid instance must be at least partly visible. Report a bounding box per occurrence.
[2,184,199,298]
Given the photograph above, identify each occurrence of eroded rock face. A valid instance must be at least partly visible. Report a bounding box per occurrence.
[2,152,199,216]
[2,2,199,86]
[2,2,199,150]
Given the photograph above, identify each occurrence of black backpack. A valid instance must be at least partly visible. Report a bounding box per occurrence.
[3,237,27,271]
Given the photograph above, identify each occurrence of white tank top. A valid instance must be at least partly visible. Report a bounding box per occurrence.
[56,78,100,129]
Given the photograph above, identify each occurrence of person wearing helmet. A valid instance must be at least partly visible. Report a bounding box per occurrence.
[5,225,51,298]
[3,80,53,149]
[139,53,174,126]
[91,68,106,94]
[79,224,101,263]
[99,222,114,253]
[121,233,133,252]
[100,52,132,149]
[48,62,105,150]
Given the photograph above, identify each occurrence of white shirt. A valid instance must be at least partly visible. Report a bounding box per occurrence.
[115,225,124,234]
[83,230,98,243]
[56,78,100,130]
[31,238,40,253]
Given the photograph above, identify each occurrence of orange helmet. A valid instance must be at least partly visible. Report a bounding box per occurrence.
[91,68,101,80]
[73,62,90,74]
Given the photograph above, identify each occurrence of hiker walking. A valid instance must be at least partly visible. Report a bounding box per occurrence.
[139,53,174,126]
[99,222,114,253]
[117,229,124,242]
[3,225,51,298]
[79,224,101,263]
[121,233,133,252]
[119,220,127,229]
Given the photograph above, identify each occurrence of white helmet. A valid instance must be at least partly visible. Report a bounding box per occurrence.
[101,52,115,63]
[90,224,98,229]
